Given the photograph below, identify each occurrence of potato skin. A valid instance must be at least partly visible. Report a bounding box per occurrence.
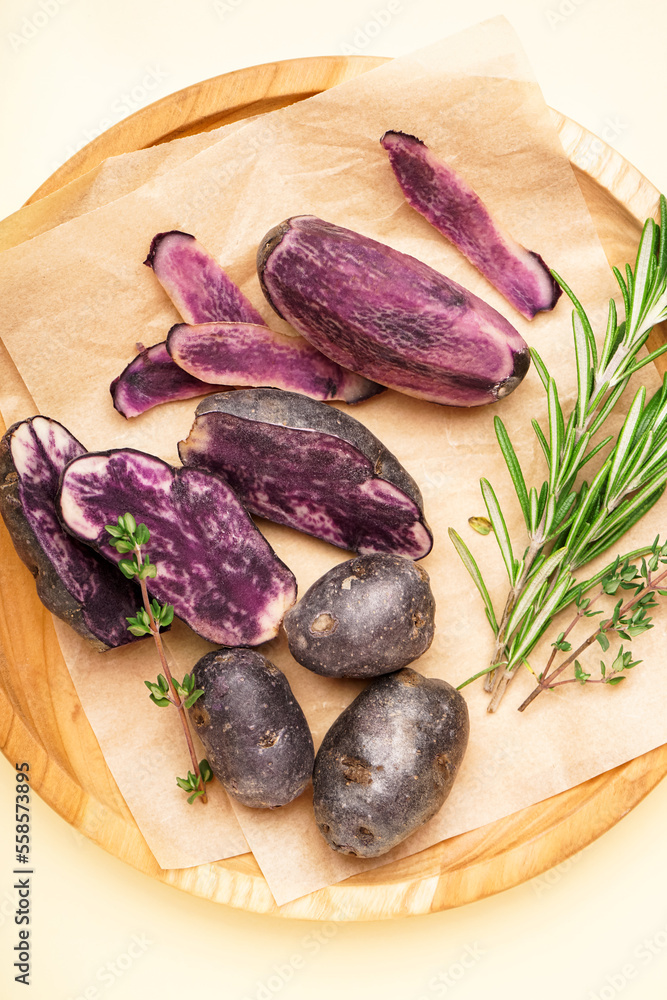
[188,648,314,808]
[313,668,469,856]
[283,554,435,678]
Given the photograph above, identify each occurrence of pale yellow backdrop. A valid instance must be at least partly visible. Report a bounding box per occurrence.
[1,1,667,998]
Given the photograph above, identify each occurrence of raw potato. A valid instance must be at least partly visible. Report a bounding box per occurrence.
[0,416,140,650]
[111,342,226,419]
[166,321,384,403]
[313,668,469,857]
[179,388,433,559]
[380,131,561,319]
[57,448,297,647]
[188,648,314,808]
[283,553,435,678]
[257,215,530,407]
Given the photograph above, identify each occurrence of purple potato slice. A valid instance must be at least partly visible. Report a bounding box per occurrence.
[380,131,561,320]
[257,216,530,407]
[113,228,258,419]
[166,322,384,404]
[58,448,297,646]
[144,230,267,326]
[0,417,140,651]
[111,342,227,419]
[178,388,433,559]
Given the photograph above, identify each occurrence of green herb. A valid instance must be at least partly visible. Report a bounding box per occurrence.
[105,514,211,803]
[517,538,667,710]
[452,197,667,712]
[468,516,493,536]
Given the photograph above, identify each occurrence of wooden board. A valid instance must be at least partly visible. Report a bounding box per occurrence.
[1,55,666,921]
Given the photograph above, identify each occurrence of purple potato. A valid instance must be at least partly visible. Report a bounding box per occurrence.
[313,668,469,857]
[188,648,314,808]
[284,553,435,678]
[57,448,297,646]
[144,230,267,327]
[257,215,530,407]
[113,229,259,419]
[111,342,227,419]
[178,388,433,559]
[166,322,383,404]
[115,230,384,417]
[380,131,561,320]
[0,417,140,650]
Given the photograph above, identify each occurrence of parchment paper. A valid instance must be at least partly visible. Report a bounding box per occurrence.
[0,337,249,869]
[0,117,255,253]
[1,16,666,904]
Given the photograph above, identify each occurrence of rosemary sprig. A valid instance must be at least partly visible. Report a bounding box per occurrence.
[105,514,211,803]
[517,538,667,710]
[452,196,667,712]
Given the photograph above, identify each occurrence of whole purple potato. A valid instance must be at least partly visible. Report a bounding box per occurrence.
[313,668,469,857]
[188,648,314,809]
[257,215,530,407]
[283,554,435,678]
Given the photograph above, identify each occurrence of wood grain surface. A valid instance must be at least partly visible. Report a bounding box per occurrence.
[1,55,665,921]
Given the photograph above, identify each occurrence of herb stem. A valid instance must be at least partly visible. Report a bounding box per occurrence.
[136,547,208,804]
[517,564,667,712]
[484,534,544,692]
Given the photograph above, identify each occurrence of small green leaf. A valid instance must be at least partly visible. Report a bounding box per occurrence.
[159,604,174,627]
[185,689,205,709]
[596,632,610,651]
[104,524,124,538]
[176,776,192,792]
[141,563,158,580]
[122,513,137,534]
[118,559,138,579]
[199,760,213,783]
[606,676,626,686]
[149,693,171,707]
[187,789,205,804]
[135,523,150,545]
[468,516,492,535]
[128,624,150,637]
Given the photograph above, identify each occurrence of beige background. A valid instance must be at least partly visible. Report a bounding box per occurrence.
[1,0,667,997]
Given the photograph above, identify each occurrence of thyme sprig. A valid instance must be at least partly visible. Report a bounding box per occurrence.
[451,196,667,712]
[517,538,667,710]
[105,514,211,803]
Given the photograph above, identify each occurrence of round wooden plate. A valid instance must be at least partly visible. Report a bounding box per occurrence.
[1,56,666,921]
